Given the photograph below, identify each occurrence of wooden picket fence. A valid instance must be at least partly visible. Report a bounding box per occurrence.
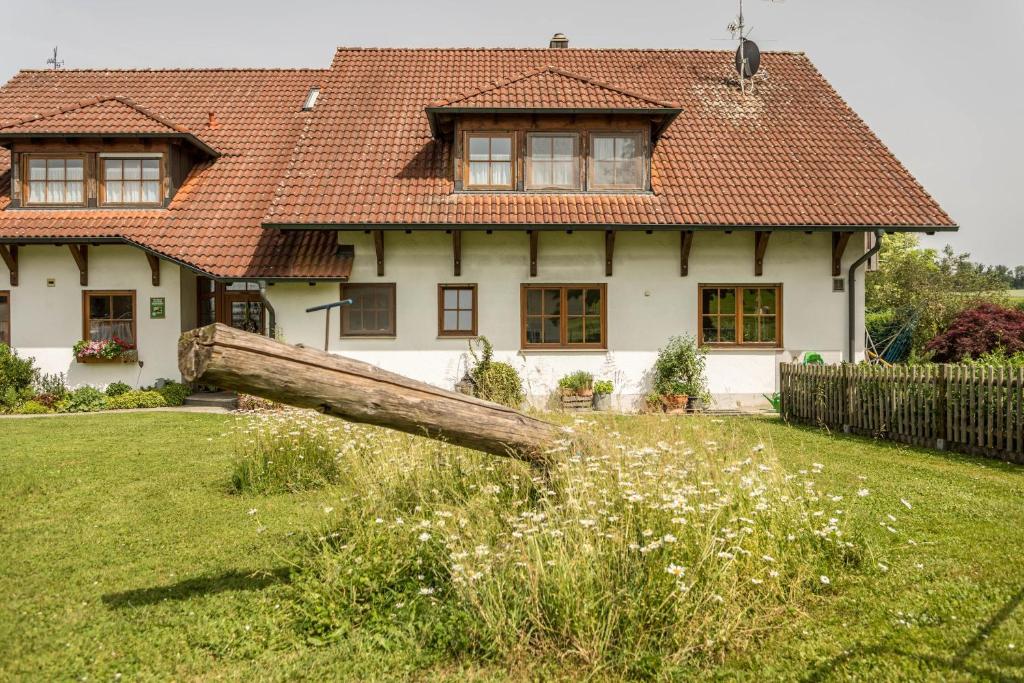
[779,363,1024,463]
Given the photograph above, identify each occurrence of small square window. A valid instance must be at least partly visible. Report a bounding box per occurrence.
[464,133,515,189]
[588,132,645,191]
[438,284,477,336]
[340,283,396,337]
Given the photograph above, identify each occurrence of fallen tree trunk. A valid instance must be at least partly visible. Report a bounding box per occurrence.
[178,323,562,464]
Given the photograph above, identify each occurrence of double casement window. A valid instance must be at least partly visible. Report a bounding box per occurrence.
[464,133,514,189]
[521,284,606,349]
[83,291,136,345]
[589,133,644,190]
[438,284,477,336]
[0,290,9,346]
[101,157,162,206]
[340,283,397,337]
[526,133,580,190]
[24,155,86,205]
[699,285,782,347]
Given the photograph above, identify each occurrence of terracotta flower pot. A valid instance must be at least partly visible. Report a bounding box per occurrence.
[662,394,689,411]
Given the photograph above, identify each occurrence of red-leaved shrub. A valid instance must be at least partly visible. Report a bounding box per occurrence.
[925,303,1024,362]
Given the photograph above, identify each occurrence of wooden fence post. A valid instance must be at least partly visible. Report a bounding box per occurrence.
[935,364,947,451]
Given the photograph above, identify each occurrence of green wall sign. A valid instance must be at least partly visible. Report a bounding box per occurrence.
[150,297,166,319]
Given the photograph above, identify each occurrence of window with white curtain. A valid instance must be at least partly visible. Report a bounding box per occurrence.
[24,156,85,205]
[464,134,514,189]
[84,291,136,344]
[526,133,579,190]
[102,158,162,205]
[589,132,645,190]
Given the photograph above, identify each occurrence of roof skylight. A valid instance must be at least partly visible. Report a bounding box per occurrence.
[302,87,320,111]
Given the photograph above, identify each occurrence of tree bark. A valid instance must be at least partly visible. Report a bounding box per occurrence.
[178,323,562,464]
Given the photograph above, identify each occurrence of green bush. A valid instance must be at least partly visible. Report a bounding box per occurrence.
[652,335,709,400]
[0,344,39,411]
[468,337,524,408]
[57,386,108,413]
[105,381,133,397]
[962,348,1024,367]
[105,390,167,410]
[35,372,68,400]
[230,410,341,494]
[593,379,614,396]
[14,400,51,415]
[156,381,191,407]
[557,371,594,395]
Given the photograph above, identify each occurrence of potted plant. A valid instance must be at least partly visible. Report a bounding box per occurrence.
[557,371,594,411]
[652,335,709,413]
[73,337,138,364]
[592,379,614,411]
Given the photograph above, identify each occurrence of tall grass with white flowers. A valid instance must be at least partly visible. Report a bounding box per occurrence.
[230,410,867,675]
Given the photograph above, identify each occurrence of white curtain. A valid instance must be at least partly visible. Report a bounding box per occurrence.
[90,321,133,344]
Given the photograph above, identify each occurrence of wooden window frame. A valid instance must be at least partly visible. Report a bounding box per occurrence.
[98,155,164,207]
[339,283,397,338]
[21,153,88,207]
[437,283,478,337]
[462,131,517,190]
[524,132,581,191]
[697,283,783,349]
[0,290,9,347]
[82,290,137,344]
[520,283,607,350]
[586,130,647,192]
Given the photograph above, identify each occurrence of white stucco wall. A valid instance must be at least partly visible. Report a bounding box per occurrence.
[268,230,866,409]
[0,244,182,388]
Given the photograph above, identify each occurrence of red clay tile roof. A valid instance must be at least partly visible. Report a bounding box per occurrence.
[0,68,354,278]
[265,48,955,230]
[0,96,187,134]
[429,65,679,110]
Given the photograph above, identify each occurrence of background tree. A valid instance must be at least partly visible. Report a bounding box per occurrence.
[865,234,1008,359]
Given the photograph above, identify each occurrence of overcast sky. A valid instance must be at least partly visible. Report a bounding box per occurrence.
[1,0,1021,265]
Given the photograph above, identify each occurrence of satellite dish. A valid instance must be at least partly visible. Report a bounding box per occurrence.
[735,39,760,78]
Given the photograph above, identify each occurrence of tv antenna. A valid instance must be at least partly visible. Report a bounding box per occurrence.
[727,0,782,94]
[46,46,64,70]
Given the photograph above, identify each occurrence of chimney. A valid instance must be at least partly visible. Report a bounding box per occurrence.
[549,32,569,49]
[207,111,218,129]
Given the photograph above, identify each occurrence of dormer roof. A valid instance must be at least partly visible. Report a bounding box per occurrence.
[425,65,681,137]
[0,96,219,156]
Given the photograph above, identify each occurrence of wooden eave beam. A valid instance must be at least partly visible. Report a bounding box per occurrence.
[68,244,88,286]
[831,231,853,277]
[754,231,771,277]
[145,252,161,286]
[605,230,615,277]
[680,230,693,277]
[452,230,462,277]
[0,245,17,286]
[529,230,538,277]
[373,229,384,276]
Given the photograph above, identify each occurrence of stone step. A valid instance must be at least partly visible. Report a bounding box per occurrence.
[183,391,239,410]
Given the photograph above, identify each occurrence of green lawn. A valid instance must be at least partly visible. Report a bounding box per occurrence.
[2,412,1023,681]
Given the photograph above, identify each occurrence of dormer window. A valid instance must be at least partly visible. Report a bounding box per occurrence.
[24,155,85,206]
[589,132,644,191]
[526,133,580,190]
[464,133,514,190]
[100,156,162,206]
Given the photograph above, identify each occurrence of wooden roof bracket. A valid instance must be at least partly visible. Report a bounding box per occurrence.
[832,231,853,277]
[605,230,615,276]
[145,252,161,286]
[373,229,384,276]
[680,230,693,276]
[754,231,771,276]
[0,245,17,286]
[529,230,538,277]
[452,229,462,277]
[68,244,88,286]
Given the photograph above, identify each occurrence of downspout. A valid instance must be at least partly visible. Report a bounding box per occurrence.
[848,230,884,363]
[257,281,277,339]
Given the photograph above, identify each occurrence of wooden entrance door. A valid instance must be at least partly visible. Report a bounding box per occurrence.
[0,290,9,346]
[196,278,265,334]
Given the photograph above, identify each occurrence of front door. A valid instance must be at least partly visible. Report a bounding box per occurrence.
[0,290,9,346]
[223,292,264,333]
[196,278,265,334]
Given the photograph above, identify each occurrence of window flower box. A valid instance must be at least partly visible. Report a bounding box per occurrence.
[73,338,138,364]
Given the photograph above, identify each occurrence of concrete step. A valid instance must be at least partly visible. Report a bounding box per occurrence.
[183,391,238,410]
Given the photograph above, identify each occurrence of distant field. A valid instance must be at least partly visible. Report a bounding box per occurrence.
[1009,289,1024,299]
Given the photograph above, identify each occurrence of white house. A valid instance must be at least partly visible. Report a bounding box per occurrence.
[0,40,955,409]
